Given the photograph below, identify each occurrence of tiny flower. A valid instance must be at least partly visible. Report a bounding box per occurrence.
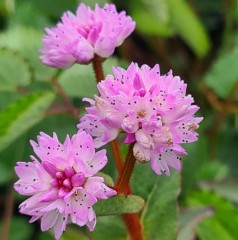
[14,130,116,239]
[39,3,135,68]
[78,63,203,176]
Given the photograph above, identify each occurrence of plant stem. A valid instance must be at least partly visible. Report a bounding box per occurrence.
[51,78,78,119]
[91,56,125,175]
[92,55,104,83]
[115,143,136,194]
[115,143,143,240]
[92,58,142,239]
[122,214,143,240]
[110,139,124,174]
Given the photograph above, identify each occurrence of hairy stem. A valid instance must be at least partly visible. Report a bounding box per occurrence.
[92,55,104,83]
[115,143,143,240]
[122,214,143,240]
[115,143,136,194]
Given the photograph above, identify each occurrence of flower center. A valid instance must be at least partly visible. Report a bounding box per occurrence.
[43,162,85,199]
[137,109,147,118]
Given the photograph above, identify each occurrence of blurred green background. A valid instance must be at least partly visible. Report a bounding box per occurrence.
[0,0,238,239]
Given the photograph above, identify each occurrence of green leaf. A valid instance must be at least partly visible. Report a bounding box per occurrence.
[9,1,50,29]
[95,172,115,187]
[91,216,126,240]
[0,114,77,179]
[198,181,238,204]
[0,48,32,91]
[131,164,180,240]
[187,191,238,240]
[131,0,174,36]
[79,0,110,8]
[0,92,21,110]
[177,207,214,240]
[94,195,145,216]
[0,92,55,152]
[19,0,76,19]
[197,161,228,181]
[205,50,238,99]
[38,232,54,240]
[58,57,120,98]
[0,27,56,81]
[181,135,209,198]
[0,162,11,184]
[62,228,89,240]
[167,0,211,57]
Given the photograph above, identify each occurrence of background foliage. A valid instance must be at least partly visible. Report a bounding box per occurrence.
[0,0,238,239]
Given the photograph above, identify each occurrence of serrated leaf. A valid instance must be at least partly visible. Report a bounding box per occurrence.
[94,195,144,216]
[177,207,214,240]
[0,27,56,81]
[58,57,120,98]
[131,164,180,240]
[187,191,238,240]
[205,51,238,99]
[0,48,32,91]
[0,92,55,152]
[167,0,210,57]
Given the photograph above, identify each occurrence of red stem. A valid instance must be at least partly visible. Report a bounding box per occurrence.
[92,58,142,239]
[115,143,136,194]
[91,56,125,175]
[110,139,124,174]
[122,214,143,240]
[92,55,104,83]
[115,143,143,240]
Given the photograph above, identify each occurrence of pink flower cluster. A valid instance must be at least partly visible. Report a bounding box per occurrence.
[78,63,202,176]
[14,131,116,239]
[40,3,135,68]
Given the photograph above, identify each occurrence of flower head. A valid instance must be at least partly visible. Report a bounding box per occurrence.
[40,3,135,68]
[78,63,202,176]
[14,130,116,239]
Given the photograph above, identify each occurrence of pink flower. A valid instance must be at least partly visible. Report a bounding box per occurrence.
[14,130,116,239]
[78,63,203,176]
[39,3,135,68]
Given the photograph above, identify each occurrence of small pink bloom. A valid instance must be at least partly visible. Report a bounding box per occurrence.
[78,63,203,176]
[14,130,116,239]
[39,3,135,68]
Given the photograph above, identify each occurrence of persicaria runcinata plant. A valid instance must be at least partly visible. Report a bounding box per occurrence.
[13,3,202,240]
